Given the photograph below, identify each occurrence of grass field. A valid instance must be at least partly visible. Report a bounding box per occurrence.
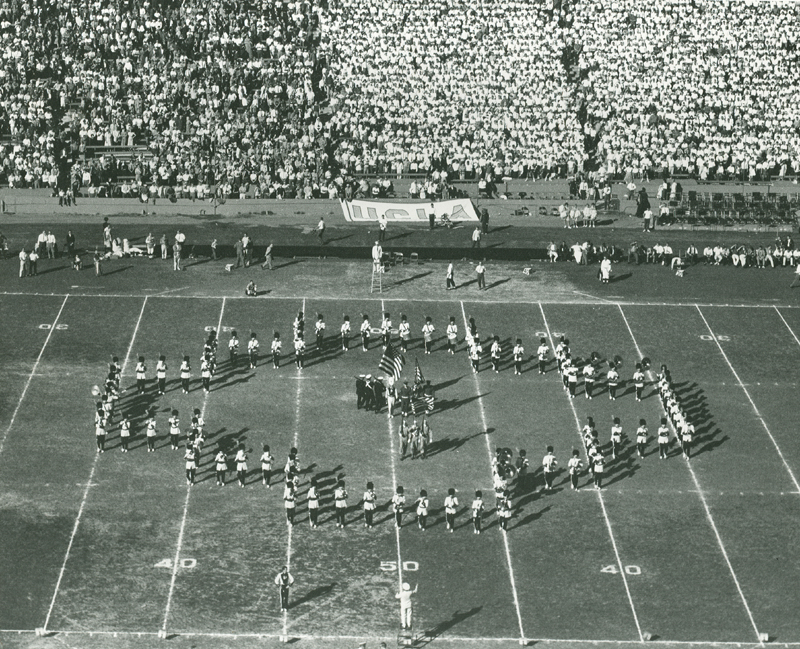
[1,281,800,649]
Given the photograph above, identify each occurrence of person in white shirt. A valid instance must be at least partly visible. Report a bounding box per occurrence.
[415,489,429,531]
[567,449,582,490]
[446,262,455,289]
[444,488,459,532]
[542,446,557,491]
[396,582,418,630]
[372,241,383,272]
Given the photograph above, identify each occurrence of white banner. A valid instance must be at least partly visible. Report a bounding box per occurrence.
[341,198,479,222]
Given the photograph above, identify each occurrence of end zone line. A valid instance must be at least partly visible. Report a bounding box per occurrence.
[161,297,226,635]
[382,299,406,627]
[774,306,800,348]
[283,298,305,639]
[695,306,800,494]
[460,301,526,643]
[42,295,148,633]
[619,305,763,644]
[538,303,644,643]
[0,294,69,459]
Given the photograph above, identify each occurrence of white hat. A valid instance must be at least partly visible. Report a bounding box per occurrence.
[402,583,411,591]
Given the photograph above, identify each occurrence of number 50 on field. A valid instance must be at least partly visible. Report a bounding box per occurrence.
[380,560,419,572]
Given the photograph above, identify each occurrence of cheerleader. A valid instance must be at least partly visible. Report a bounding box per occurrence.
[235,444,248,487]
[513,338,524,375]
[415,489,429,531]
[399,314,411,353]
[341,315,351,351]
[610,417,623,459]
[284,481,296,525]
[228,330,239,366]
[446,317,458,354]
[334,480,348,528]
[392,485,405,528]
[184,443,197,485]
[215,448,228,486]
[636,419,648,458]
[490,335,501,373]
[180,355,191,394]
[360,314,371,351]
[261,444,274,486]
[307,478,320,527]
[657,418,670,459]
[135,356,147,394]
[168,409,181,450]
[119,413,131,452]
[422,317,435,354]
[156,355,167,395]
[471,491,484,534]
[248,332,259,369]
[363,481,377,528]
[315,314,325,353]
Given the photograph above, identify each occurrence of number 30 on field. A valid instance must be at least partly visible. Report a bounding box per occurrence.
[380,560,418,572]
[602,564,641,575]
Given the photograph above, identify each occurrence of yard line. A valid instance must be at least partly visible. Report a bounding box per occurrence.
[0,294,69,459]
[696,305,800,493]
[161,297,226,636]
[42,296,147,633]
[382,299,406,625]
[538,303,644,643]
[619,304,764,644]
[282,298,305,640]
[459,301,526,644]
[774,306,800,348]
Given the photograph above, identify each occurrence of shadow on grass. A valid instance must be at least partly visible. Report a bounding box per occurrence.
[393,271,433,287]
[291,582,338,609]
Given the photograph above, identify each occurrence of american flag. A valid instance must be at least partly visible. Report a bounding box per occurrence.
[414,358,425,385]
[378,342,404,381]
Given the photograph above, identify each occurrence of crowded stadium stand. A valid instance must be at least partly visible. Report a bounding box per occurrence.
[1,0,799,203]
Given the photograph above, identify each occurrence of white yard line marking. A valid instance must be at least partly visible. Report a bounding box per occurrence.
[619,304,764,644]
[696,305,800,493]
[282,298,305,640]
[538,303,644,643]
[460,301,526,644]
[3,290,800,309]
[42,296,147,633]
[382,299,405,626]
[161,297,226,635]
[774,306,800,348]
[572,290,616,303]
[0,294,69,458]
[9,629,800,645]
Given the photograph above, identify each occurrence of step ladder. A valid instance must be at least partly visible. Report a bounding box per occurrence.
[370,265,383,293]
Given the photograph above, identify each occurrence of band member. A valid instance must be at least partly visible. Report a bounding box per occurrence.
[229,330,239,366]
[567,449,582,490]
[315,314,326,353]
[360,314,371,351]
[271,332,282,368]
[610,417,623,459]
[490,335,501,373]
[215,448,228,486]
[471,490,484,534]
[261,444,274,487]
[334,480,348,528]
[444,488,458,532]
[307,477,320,527]
[381,312,392,348]
[180,356,191,393]
[392,485,405,528]
[135,356,147,394]
[537,338,549,374]
[341,315,351,351]
[513,338,524,375]
[156,355,167,395]
[248,332,259,369]
[422,317,435,354]
[169,409,181,450]
[363,481,377,528]
[446,317,458,354]
[399,314,411,353]
[415,489,429,531]
[184,443,197,485]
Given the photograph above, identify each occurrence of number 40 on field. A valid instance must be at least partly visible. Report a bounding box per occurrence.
[602,564,641,575]
[155,558,196,569]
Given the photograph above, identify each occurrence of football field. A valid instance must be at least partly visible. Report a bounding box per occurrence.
[1,292,799,649]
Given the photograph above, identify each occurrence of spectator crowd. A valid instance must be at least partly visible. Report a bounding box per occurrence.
[1,0,799,199]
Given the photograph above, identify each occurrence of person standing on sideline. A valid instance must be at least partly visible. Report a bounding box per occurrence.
[471,226,481,249]
[371,240,383,272]
[67,230,76,257]
[46,231,56,258]
[392,485,406,528]
[378,212,387,243]
[334,480,348,528]
[234,237,244,268]
[396,583,418,631]
[444,488,458,532]
[542,446,557,491]
[275,566,294,612]
[156,355,167,395]
[93,249,102,276]
[428,203,436,230]
[446,261,455,290]
[229,330,239,367]
[235,444,248,487]
[261,242,273,269]
[316,217,325,245]
[475,260,486,290]
[28,248,39,275]
[18,248,28,278]
[173,240,182,271]
[480,208,489,235]
[241,232,251,267]
[210,238,218,261]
